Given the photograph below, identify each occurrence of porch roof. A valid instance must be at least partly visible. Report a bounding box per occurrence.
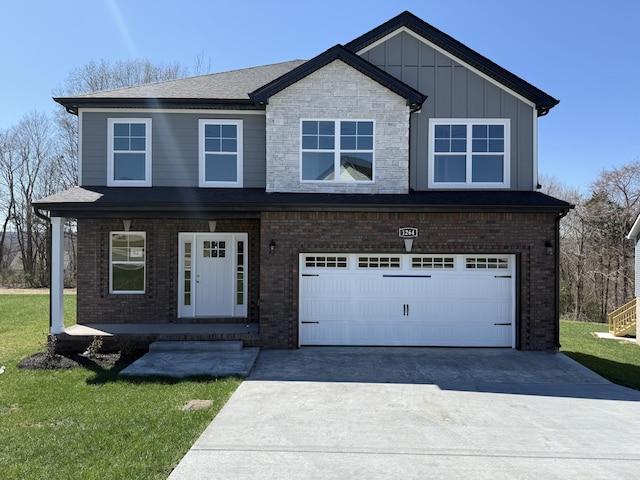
[34,186,573,218]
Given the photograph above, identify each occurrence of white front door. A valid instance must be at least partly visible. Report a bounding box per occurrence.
[178,233,248,318]
[195,235,233,316]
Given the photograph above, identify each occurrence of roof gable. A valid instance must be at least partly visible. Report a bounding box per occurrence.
[249,45,426,109]
[345,11,558,115]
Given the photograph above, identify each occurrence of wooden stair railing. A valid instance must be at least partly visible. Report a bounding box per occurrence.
[608,298,637,337]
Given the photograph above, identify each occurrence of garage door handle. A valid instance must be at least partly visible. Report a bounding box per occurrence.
[403,304,409,316]
[494,323,512,326]
[495,275,512,278]
[302,321,319,324]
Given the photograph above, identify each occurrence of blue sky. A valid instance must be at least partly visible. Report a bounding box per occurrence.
[1,0,638,191]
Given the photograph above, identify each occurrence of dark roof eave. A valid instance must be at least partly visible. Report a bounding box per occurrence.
[53,97,261,114]
[35,201,573,218]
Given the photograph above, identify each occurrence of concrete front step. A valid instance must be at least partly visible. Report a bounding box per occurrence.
[149,340,243,353]
[119,345,260,378]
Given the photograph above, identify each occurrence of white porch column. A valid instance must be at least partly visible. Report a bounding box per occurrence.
[50,216,65,334]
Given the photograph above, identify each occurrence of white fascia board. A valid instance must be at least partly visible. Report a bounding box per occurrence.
[78,110,83,187]
[628,215,640,240]
[532,108,539,190]
[356,27,537,110]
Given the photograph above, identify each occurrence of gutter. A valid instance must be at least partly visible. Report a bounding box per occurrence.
[554,207,572,349]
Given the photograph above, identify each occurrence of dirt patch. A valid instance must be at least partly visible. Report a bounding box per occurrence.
[17,352,122,370]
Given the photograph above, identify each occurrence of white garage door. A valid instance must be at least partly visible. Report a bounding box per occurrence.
[299,253,515,347]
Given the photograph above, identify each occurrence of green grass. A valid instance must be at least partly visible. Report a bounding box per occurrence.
[0,294,241,480]
[560,319,640,390]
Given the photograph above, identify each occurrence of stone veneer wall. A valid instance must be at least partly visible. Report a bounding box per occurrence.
[265,60,410,194]
[259,211,560,351]
[76,218,261,324]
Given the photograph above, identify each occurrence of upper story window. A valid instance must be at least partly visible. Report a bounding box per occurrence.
[107,118,152,187]
[428,119,510,188]
[199,119,243,187]
[301,120,374,182]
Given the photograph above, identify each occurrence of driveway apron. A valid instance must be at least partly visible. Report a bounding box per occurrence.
[168,348,640,479]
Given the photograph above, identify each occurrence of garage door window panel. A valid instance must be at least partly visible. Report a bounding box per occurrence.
[466,257,509,269]
[358,256,401,269]
[412,256,455,269]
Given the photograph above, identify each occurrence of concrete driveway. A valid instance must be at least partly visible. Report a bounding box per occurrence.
[168,348,640,479]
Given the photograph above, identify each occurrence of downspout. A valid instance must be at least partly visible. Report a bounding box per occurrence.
[555,208,571,349]
[408,103,423,192]
[33,206,52,331]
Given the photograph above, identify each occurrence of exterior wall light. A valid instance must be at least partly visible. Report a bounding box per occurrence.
[122,220,131,232]
[269,239,276,254]
[209,221,217,232]
[545,240,553,256]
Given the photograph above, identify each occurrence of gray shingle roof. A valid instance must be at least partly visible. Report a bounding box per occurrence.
[54,60,306,104]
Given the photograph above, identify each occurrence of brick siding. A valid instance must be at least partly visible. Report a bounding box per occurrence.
[260,211,559,351]
[76,218,260,324]
[77,211,560,351]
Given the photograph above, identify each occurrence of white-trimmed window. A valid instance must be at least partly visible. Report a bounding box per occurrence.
[110,232,146,294]
[301,120,374,182]
[428,119,510,188]
[199,119,243,187]
[107,118,152,186]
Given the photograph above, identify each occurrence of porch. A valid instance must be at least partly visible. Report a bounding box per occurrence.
[54,322,259,353]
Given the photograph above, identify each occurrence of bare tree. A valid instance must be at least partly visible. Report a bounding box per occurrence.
[54,58,187,96]
[546,162,640,322]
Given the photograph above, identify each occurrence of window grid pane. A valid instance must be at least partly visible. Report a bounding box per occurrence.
[203,122,239,183]
[111,232,145,293]
[302,120,374,183]
[432,121,507,185]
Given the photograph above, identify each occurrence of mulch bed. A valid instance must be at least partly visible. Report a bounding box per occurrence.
[17,352,123,370]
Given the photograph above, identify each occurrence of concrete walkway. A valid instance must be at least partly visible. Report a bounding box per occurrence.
[168,348,640,479]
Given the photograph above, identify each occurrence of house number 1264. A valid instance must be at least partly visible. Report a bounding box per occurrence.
[398,227,418,238]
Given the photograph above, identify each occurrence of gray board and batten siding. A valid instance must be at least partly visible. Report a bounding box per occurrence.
[359,30,536,191]
[80,111,267,188]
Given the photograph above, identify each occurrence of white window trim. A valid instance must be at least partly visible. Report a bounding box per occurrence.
[107,118,152,187]
[428,118,510,189]
[109,231,146,294]
[300,119,375,184]
[198,119,243,188]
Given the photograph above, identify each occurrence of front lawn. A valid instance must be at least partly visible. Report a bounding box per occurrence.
[0,294,240,480]
[560,319,640,391]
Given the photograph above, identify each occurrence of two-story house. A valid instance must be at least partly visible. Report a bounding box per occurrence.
[35,11,571,351]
